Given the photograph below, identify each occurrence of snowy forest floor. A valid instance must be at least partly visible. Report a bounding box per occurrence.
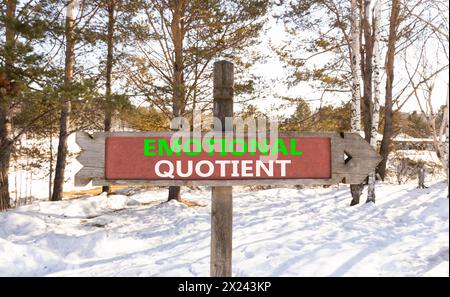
[0,181,448,276]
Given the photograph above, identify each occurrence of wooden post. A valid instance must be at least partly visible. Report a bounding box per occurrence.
[418,166,427,189]
[211,60,234,277]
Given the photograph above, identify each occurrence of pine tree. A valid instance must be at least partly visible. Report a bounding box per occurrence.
[52,0,76,201]
[1,0,63,211]
[274,0,352,100]
[128,0,269,200]
[51,0,105,201]
[0,1,16,209]
[101,0,116,194]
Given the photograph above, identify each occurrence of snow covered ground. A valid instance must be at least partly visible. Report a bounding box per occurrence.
[0,181,448,277]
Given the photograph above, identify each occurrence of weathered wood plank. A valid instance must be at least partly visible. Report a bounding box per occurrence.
[74,132,105,186]
[211,186,233,276]
[91,178,338,187]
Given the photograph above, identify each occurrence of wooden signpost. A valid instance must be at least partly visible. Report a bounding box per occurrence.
[75,61,381,277]
[75,131,380,186]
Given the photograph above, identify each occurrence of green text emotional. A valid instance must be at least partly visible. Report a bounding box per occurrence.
[143,138,304,157]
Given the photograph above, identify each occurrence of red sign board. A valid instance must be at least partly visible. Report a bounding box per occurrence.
[104,136,331,180]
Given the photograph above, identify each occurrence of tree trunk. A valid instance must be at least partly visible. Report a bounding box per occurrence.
[366,0,381,204]
[52,0,75,201]
[349,0,364,206]
[378,0,400,180]
[48,127,53,200]
[0,137,12,211]
[350,0,362,134]
[418,167,426,189]
[361,0,373,143]
[350,184,363,206]
[444,86,449,188]
[103,0,116,194]
[168,0,186,201]
[437,85,449,190]
[0,0,17,211]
